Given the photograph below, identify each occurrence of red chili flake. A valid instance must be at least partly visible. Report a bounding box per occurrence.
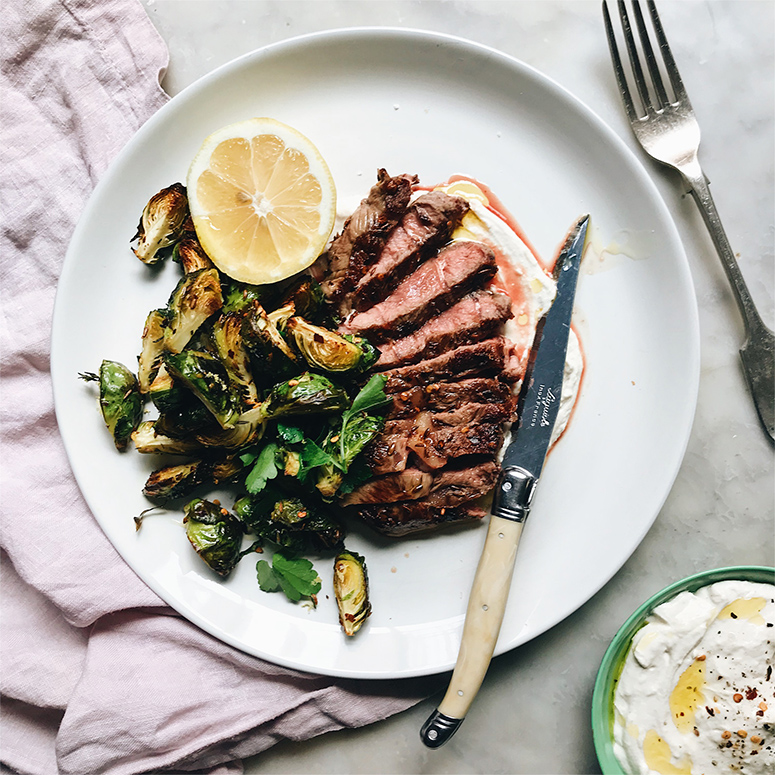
[733,693,744,703]
[766,665,772,681]
[747,688,759,700]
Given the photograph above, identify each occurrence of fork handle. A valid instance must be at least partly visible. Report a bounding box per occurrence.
[679,159,769,337]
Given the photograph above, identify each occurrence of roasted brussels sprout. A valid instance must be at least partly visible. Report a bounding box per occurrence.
[183,498,243,577]
[143,456,244,501]
[194,404,266,449]
[164,268,223,354]
[172,237,213,273]
[221,281,264,315]
[131,420,204,455]
[137,308,168,394]
[333,550,372,636]
[243,302,298,379]
[163,350,240,429]
[210,312,258,405]
[260,372,349,419]
[279,277,325,320]
[79,360,143,450]
[233,494,345,554]
[131,183,189,265]
[287,317,376,373]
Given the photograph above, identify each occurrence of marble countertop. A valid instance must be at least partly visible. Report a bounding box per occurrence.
[139,2,773,772]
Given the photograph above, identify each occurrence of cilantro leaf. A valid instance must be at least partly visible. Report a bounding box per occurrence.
[256,559,281,592]
[273,552,322,598]
[245,443,280,494]
[344,374,390,420]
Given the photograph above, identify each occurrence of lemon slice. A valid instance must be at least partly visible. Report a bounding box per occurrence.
[187,117,336,285]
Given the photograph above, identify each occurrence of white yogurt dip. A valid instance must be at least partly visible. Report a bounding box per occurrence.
[613,580,775,775]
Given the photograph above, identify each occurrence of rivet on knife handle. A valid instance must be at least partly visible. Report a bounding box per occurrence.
[420,467,534,748]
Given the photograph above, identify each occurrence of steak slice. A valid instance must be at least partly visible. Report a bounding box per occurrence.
[351,191,469,310]
[383,338,517,393]
[355,500,486,537]
[342,242,498,342]
[375,290,512,368]
[424,461,500,507]
[339,468,432,506]
[313,169,415,302]
[387,378,515,418]
[365,414,504,473]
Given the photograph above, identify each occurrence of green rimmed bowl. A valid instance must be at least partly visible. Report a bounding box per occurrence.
[591,565,775,774]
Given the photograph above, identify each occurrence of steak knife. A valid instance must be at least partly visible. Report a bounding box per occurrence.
[420,214,589,748]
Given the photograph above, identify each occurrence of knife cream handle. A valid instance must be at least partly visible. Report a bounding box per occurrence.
[420,467,534,748]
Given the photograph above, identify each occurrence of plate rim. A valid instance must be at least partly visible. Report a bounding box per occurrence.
[51,26,700,679]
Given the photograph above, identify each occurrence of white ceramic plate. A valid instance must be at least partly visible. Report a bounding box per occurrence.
[51,29,699,679]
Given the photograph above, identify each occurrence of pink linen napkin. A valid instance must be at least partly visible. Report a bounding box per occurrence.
[0,2,438,773]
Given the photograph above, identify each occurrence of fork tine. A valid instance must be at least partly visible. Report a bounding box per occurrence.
[630,0,669,107]
[616,0,653,114]
[646,0,692,108]
[602,0,639,122]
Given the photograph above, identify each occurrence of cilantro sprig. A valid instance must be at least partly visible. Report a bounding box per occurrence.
[256,551,322,603]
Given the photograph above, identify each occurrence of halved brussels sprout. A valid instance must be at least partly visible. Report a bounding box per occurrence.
[243,302,298,379]
[131,420,204,455]
[333,550,372,636]
[260,372,349,420]
[172,237,213,274]
[194,404,266,449]
[183,498,243,577]
[210,312,258,405]
[131,183,190,265]
[287,317,375,373]
[233,494,345,554]
[164,268,223,354]
[137,308,168,394]
[79,360,143,450]
[163,350,240,429]
[143,456,245,501]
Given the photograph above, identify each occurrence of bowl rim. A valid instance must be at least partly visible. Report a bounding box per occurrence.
[591,564,775,774]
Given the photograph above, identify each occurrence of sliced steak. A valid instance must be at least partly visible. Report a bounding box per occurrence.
[350,191,469,310]
[387,377,515,418]
[424,461,500,507]
[365,414,504,474]
[342,242,498,342]
[383,338,518,393]
[340,468,432,506]
[355,500,486,537]
[313,169,415,302]
[374,290,512,368]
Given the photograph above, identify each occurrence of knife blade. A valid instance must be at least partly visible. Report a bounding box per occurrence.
[420,214,589,748]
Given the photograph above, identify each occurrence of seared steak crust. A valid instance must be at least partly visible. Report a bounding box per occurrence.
[386,378,515,418]
[351,191,469,310]
[374,290,513,368]
[342,242,498,342]
[355,501,486,537]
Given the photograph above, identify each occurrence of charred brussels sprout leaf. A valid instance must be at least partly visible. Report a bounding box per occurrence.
[164,268,223,354]
[164,350,240,429]
[183,498,243,577]
[143,456,244,502]
[80,360,143,450]
[234,494,345,554]
[287,317,372,373]
[260,372,349,419]
[333,550,372,636]
[172,237,213,273]
[194,404,265,449]
[242,302,298,380]
[221,281,264,315]
[132,183,190,265]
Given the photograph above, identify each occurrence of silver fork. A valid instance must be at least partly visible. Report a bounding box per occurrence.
[603,0,774,442]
